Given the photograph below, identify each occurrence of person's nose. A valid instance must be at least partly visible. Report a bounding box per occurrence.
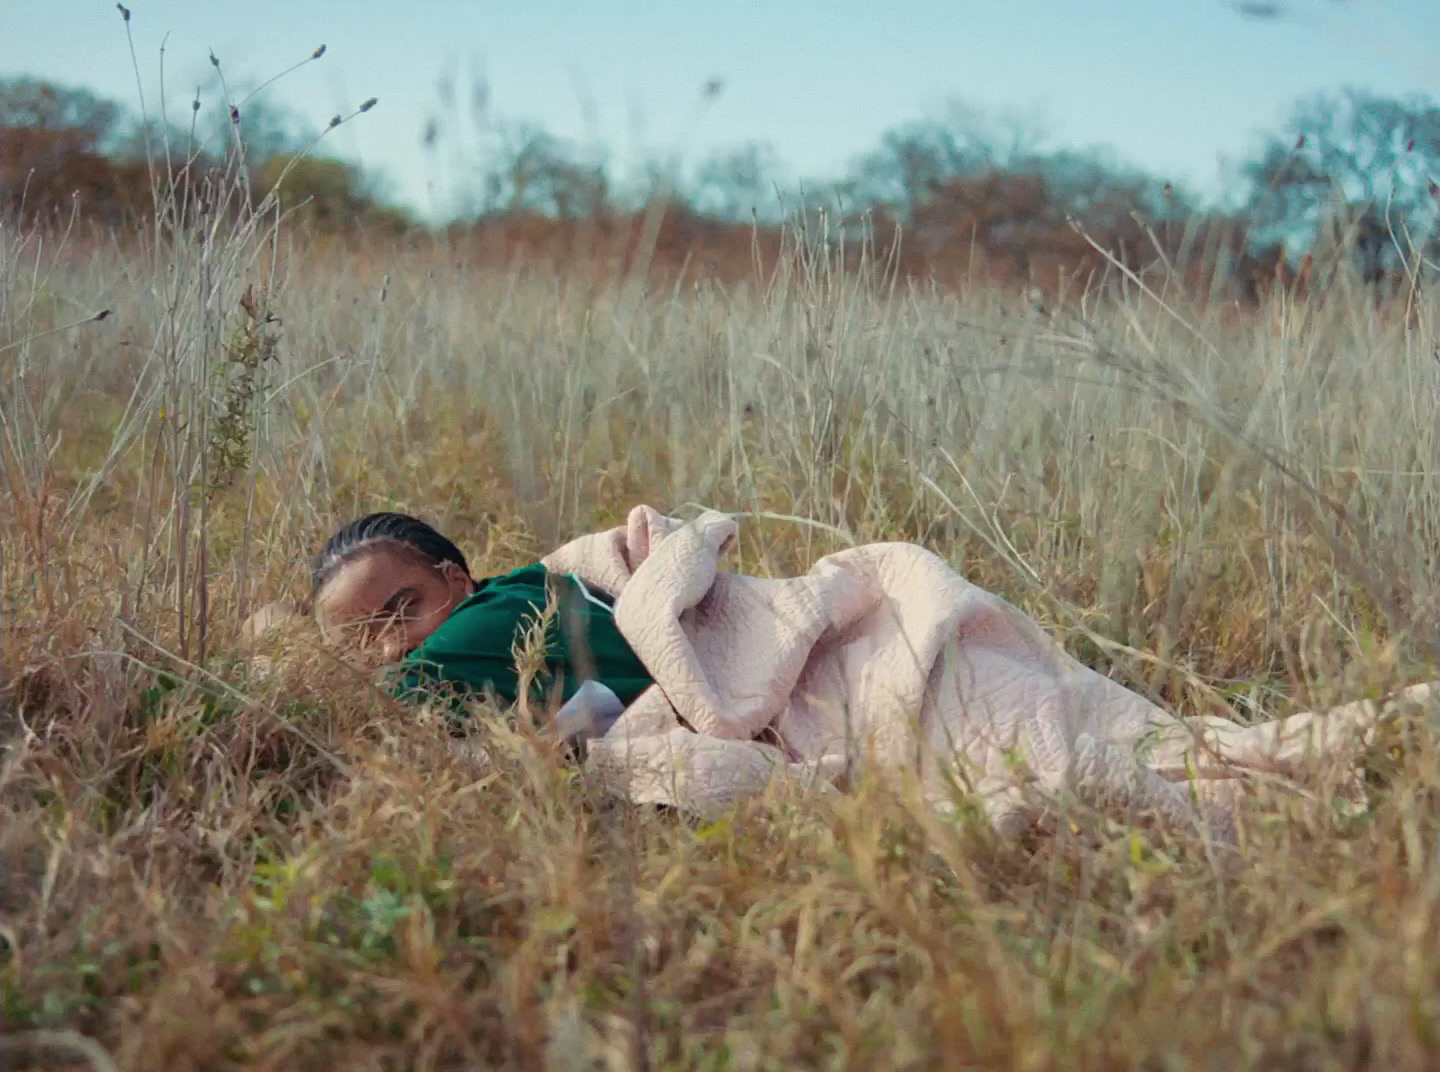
[378,630,409,663]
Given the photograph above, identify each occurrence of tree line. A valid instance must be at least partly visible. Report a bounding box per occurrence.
[0,76,408,235]
[3,74,1437,299]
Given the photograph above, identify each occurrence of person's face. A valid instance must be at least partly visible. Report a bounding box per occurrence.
[314,545,473,662]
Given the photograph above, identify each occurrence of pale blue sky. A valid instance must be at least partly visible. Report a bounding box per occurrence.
[3,0,1438,217]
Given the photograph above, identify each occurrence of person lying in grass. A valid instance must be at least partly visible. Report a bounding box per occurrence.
[300,511,651,745]
[252,506,1436,837]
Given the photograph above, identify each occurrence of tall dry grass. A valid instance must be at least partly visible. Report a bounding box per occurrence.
[3,122,1440,1070]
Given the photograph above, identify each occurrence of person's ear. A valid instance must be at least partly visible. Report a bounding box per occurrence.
[440,560,474,598]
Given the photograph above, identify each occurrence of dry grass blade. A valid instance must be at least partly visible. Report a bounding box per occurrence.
[0,1030,120,1072]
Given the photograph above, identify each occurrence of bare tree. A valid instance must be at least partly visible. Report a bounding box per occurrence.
[459,122,609,219]
[1240,87,1440,270]
[842,101,1044,219]
[689,141,784,222]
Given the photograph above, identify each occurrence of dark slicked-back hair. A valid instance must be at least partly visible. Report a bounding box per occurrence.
[311,512,472,602]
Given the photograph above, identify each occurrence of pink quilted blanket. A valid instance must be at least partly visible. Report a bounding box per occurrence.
[543,506,1436,839]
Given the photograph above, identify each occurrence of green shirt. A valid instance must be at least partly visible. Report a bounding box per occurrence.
[390,563,653,712]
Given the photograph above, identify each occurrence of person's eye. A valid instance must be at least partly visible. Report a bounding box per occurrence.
[389,591,419,622]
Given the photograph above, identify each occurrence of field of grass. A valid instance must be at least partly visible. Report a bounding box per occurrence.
[3,173,1440,1071]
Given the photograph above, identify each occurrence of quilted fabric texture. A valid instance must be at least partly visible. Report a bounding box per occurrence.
[543,506,1436,840]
